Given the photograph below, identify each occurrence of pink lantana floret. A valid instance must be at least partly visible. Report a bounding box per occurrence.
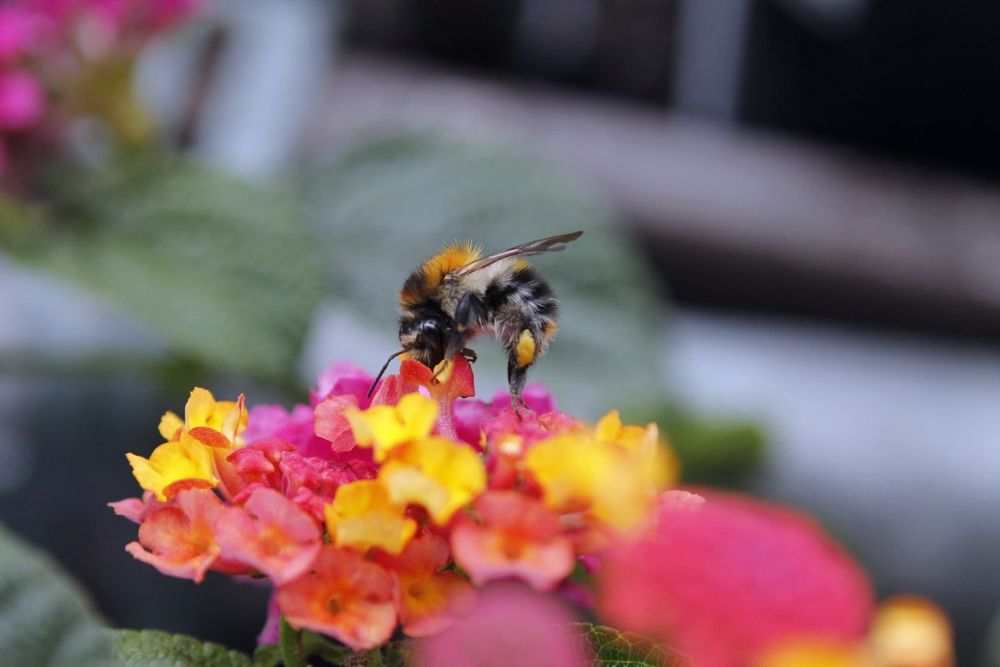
[124,488,224,583]
[277,545,397,651]
[411,583,590,667]
[0,72,44,130]
[454,383,555,447]
[214,487,321,585]
[452,491,575,592]
[599,489,876,667]
[314,395,360,452]
[311,361,374,407]
[108,490,164,524]
[377,531,476,638]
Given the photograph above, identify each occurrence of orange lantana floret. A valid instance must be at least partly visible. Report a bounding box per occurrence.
[377,531,475,637]
[451,491,574,591]
[277,545,397,650]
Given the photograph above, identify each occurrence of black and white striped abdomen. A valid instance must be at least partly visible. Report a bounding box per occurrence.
[481,265,559,352]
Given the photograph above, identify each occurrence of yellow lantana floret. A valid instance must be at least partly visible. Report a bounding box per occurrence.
[379,437,486,525]
[159,387,247,445]
[345,393,438,461]
[525,431,671,531]
[755,640,867,667]
[126,436,218,501]
[325,479,417,555]
[595,410,679,486]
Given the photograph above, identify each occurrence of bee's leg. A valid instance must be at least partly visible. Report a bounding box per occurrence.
[461,348,478,363]
[441,294,484,374]
[506,328,537,417]
[431,328,470,384]
[454,293,486,334]
[507,357,528,417]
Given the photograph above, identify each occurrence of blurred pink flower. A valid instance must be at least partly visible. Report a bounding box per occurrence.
[147,0,201,31]
[311,361,374,407]
[411,583,590,667]
[599,489,875,667]
[0,7,47,61]
[0,72,44,130]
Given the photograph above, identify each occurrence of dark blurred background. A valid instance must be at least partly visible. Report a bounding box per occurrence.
[2,0,999,664]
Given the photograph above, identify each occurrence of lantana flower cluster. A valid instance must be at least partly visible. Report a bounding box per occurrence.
[111,355,677,651]
[0,0,200,182]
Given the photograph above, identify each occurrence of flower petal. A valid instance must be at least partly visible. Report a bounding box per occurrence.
[315,395,360,453]
[411,583,589,667]
[125,489,223,582]
[378,532,475,637]
[277,546,397,650]
[451,492,574,591]
[324,479,417,554]
[215,488,322,585]
[346,393,438,461]
[379,437,486,525]
[598,490,875,667]
[127,437,217,501]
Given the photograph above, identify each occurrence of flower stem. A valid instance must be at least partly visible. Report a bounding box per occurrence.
[279,616,306,667]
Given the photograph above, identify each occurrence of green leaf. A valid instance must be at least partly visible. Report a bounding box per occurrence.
[300,631,353,665]
[576,623,680,667]
[255,633,406,667]
[250,643,280,667]
[304,133,667,414]
[110,629,252,667]
[0,523,116,667]
[10,152,325,385]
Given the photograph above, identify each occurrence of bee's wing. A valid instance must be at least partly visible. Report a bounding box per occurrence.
[456,231,583,276]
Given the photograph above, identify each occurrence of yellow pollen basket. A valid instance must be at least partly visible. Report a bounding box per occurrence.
[516,329,536,368]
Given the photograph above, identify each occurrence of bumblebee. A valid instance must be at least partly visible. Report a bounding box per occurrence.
[369,231,583,408]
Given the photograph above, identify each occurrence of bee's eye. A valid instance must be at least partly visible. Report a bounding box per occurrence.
[414,333,425,349]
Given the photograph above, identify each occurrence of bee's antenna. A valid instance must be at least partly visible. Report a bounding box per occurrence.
[367,349,407,398]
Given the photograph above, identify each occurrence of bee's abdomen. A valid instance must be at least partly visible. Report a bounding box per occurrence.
[484,266,560,351]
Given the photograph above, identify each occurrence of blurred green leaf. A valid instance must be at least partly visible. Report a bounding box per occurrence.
[575,623,680,667]
[0,523,116,667]
[250,643,280,667]
[254,632,405,667]
[110,629,252,667]
[304,133,667,414]
[5,153,324,386]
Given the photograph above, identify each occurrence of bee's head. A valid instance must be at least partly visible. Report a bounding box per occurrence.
[399,309,450,369]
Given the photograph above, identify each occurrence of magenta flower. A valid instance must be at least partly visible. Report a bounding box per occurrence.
[453,383,555,446]
[311,361,374,407]
[0,7,47,61]
[599,489,876,667]
[0,72,43,130]
[411,583,590,667]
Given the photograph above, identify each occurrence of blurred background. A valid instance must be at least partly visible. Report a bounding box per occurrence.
[0,0,998,664]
